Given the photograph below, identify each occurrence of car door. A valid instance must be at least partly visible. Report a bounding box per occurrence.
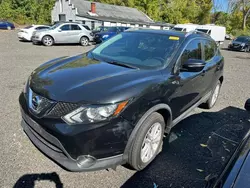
[169,39,206,119]
[53,24,71,43]
[201,39,222,93]
[68,24,83,43]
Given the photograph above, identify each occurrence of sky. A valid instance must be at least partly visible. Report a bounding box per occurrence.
[214,0,229,12]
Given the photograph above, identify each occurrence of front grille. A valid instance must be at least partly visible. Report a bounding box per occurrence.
[47,102,81,118]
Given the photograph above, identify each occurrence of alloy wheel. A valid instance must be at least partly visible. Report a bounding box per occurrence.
[81,37,89,46]
[43,37,53,46]
[211,84,220,106]
[140,122,162,163]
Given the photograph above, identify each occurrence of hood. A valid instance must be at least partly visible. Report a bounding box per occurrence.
[30,54,163,104]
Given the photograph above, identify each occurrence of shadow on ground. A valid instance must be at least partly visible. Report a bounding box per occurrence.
[122,106,250,188]
[14,172,63,188]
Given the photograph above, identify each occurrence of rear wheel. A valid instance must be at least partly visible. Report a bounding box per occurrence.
[80,36,89,46]
[42,36,54,46]
[127,112,165,171]
[201,80,221,109]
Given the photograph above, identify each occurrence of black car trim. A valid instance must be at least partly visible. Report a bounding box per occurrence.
[21,114,125,172]
[171,91,211,128]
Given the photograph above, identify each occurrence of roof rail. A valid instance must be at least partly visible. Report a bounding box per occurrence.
[185,30,210,37]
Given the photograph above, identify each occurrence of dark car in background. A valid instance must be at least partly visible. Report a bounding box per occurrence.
[94,26,130,43]
[20,30,224,172]
[228,36,250,52]
[0,20,15,30]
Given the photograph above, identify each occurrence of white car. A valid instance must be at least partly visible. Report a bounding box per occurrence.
[18,25,50,41]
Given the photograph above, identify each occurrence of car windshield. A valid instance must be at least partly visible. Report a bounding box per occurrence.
[235,37,248,42]
[91,32,183,69]
[49,23,61,30]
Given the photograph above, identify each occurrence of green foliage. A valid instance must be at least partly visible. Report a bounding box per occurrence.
[0,0,55,24]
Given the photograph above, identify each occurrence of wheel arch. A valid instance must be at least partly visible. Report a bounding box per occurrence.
[123,104,172,160]
[42,35,55,42]
[219,76,224,84]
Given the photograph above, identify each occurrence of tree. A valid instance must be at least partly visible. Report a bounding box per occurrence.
[230,0,250,30]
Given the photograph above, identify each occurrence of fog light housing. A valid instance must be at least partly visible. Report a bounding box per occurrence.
[77,155,96,168]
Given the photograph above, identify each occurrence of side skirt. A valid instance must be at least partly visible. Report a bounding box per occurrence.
[170,91,212,129]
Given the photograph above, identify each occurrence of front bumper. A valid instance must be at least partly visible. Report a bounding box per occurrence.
[19,93,131,171]
[228,44,246,51]
[31,35,42,43]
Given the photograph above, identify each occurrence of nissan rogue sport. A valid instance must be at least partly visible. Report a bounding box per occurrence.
[19,30,224,172]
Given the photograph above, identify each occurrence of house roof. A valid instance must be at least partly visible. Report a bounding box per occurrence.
[71,0,154,24]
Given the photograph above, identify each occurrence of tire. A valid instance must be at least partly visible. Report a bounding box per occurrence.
[244,46,250,52]
[7,26,11,30]
[80,36,89,46]
[127,112,165,171]
[201,80,221,109]
[42,35,54,46]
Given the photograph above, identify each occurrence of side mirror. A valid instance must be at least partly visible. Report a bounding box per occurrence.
[181,59,206,72]
[58,29,62,32]
[245,99,250,111]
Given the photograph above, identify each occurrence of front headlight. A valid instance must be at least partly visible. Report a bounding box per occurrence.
[102,35,109,39]
[62,101,128,125]
[241,43,246,46]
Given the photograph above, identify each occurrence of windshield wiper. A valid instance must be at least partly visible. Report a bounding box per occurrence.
[105,61,139,69]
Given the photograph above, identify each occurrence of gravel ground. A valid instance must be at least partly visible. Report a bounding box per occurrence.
[0,30,250,188]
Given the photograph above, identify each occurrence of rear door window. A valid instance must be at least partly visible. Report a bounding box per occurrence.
[203,40,216,61]
[71,24,82,31]
[181,39,202,65]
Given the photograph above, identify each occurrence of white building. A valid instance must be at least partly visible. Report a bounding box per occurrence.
[52,0,173,30]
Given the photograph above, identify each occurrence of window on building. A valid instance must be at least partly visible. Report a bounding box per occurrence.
[82,21,86,24]
[59,14,66,22]
[181,40,202,65]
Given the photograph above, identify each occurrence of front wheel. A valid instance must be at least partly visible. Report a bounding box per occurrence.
[42,36,54,46]
[80,36,89,46]
[127,112,165,171]
[244,46,250,52]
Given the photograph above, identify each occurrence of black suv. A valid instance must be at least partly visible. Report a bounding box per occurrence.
[228,36,250,52]
[19,30,224,172]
